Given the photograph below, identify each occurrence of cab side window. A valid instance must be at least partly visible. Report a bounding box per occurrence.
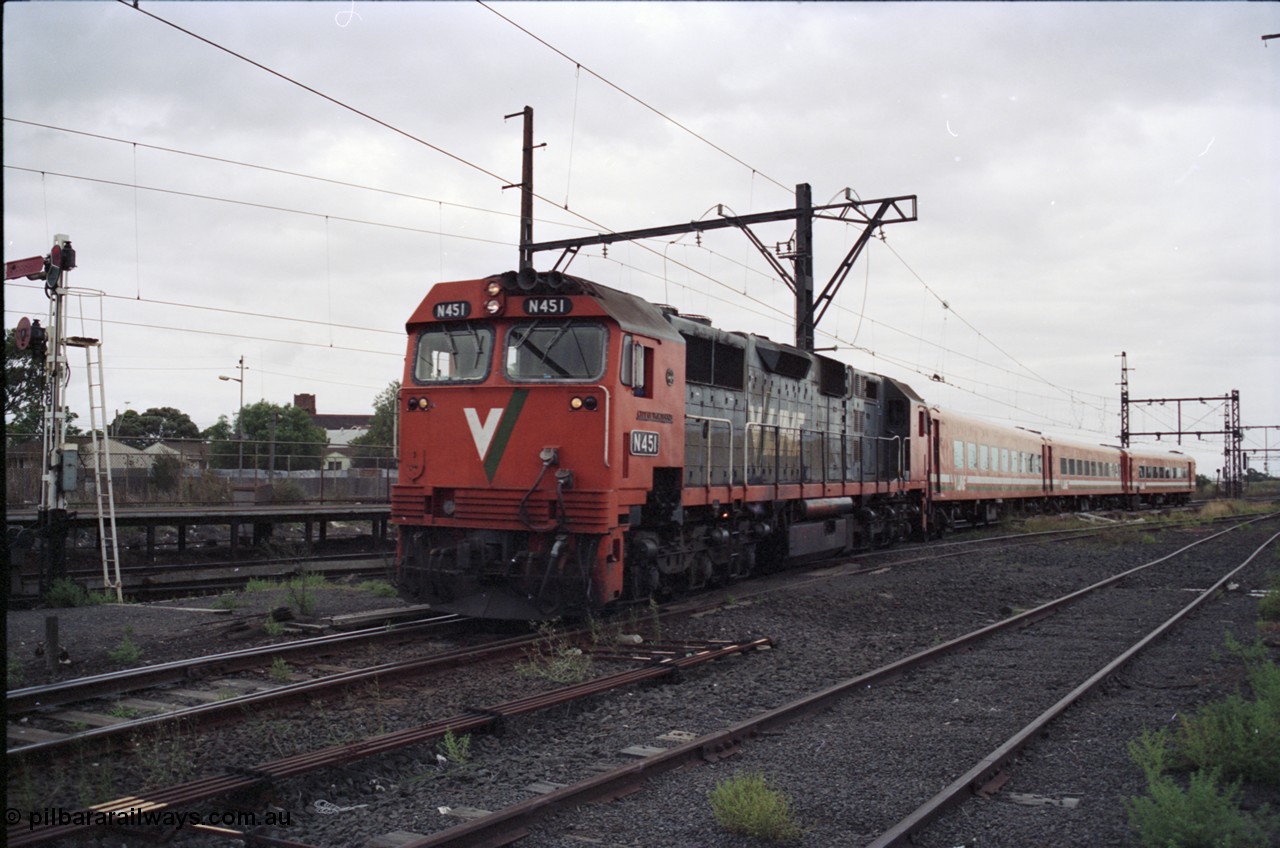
[621,335,653,396]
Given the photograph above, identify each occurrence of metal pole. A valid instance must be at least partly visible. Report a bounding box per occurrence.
[794,183,815,351]
[519,105,534,271]
[237,355,245,477]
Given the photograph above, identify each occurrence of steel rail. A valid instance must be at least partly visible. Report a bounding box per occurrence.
[392,514,1279,848]
[866,527,1280,848]
[6,628,544,762]
[6,637,771,847]
[7,614,464,715]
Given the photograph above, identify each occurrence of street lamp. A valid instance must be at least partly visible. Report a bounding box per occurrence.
[218,355,246,475]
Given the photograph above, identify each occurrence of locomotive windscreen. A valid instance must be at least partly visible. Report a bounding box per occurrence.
[415,324,493,382]
[504,320,606,381]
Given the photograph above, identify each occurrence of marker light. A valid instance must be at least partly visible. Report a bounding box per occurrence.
[583,396,598,411]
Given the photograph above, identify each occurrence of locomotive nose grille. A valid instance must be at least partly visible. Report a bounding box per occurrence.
[454,489,612,530]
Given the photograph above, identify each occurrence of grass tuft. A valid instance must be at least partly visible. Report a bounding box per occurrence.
[515,621,594,684]
[708,771,804,843]
[107,627,143,665]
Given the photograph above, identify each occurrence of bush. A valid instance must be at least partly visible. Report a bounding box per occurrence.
[708,771,803,843]
[1257,575,1280,623]
[1173,652,1280,785]
[1126,646,1280,848]
[43,578,111,608]
[1127,761,1271,848]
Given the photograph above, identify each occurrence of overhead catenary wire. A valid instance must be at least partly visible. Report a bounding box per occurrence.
[474,0,792,196]
[4,165,515,247]
[3,118,597,231]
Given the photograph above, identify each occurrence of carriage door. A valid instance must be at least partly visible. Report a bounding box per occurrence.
[929,414,942,494]
[1043,444,1054,495]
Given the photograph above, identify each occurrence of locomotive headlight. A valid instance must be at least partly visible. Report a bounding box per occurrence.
[485,298,502,315]
[569,396,598,411]
[485,280,502,296]
[570,396,584,410]
[441,499,456,516]
[408,396,429,411]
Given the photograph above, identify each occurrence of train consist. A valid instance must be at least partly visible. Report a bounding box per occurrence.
[391,270,1194,618]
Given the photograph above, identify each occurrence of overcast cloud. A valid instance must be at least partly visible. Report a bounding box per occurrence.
[4,1,1277,475]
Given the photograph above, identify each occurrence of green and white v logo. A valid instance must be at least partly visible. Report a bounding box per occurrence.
[463,389,528,481]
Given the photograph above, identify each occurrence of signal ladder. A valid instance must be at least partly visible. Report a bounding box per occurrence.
[66,335,123,602]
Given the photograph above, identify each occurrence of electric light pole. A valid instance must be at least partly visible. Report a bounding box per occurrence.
[218,355,246,475]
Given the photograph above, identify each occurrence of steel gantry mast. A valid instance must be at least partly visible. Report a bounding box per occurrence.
[1118,351,1245,498]
[507,107,917,353]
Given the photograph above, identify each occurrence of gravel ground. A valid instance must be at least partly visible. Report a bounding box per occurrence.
[7,518,1280,848]
[6,579,412,688]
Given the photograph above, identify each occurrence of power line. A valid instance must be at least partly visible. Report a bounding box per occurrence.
[112,1,683,254]
[475,1,791,195]
[118,0,512,186]
[3,117,598,233]
[4,165,512,247]
[3,305,400,359]
[6,281,402,338]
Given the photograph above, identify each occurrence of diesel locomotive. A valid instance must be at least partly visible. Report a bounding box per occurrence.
[391,269,1194,618]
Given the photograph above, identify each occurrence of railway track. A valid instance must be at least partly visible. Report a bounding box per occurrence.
[382,513,1280,847]
[6,635,773,847]
[7,512,1275,846]
[9,552,393,605]
[6,613,467,758]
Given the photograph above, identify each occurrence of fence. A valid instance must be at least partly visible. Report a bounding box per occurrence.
[4,434,396,507]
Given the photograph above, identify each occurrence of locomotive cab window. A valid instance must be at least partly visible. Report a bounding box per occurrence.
[414,324,494,383]
[505,321,606,381]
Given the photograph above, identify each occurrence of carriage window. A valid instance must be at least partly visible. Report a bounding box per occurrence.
[414,324,493,383]
[954,440,964,467]
[968,443,978,470]
[980,445,990,471]
[505,321,606,381]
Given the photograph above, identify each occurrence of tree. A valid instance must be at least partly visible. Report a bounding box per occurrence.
[5,328,46,437]
[5,328,80,439]
[209,400,326,471]
[349,381,399,468]
[110,406,199,449]
[149,452,185,492]
[201,415,233,441]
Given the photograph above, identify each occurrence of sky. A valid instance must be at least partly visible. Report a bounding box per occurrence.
[4,1,1278,477]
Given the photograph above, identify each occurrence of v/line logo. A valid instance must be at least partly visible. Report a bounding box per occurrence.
[462,389,529,481]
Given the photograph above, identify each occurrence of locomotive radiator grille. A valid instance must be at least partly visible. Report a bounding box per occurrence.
[454,489,613,531]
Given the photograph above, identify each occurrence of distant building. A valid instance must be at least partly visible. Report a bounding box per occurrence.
[293,393,373,447]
